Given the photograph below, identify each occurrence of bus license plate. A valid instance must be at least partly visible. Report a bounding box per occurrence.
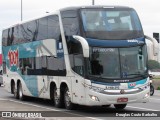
[117,98,128,102]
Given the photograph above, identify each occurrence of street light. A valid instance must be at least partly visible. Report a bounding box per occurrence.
[21,0,23,21]
[92,0,95,5]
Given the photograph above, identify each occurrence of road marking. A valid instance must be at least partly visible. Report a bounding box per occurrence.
[0,98,7,100]
[127,106,159,111]
[150,98,160,101]
[0,98,103,120]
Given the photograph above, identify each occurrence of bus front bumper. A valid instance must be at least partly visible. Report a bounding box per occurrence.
[85,88,150,106]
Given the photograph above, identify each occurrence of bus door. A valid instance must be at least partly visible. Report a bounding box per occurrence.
[39,56,49,98]
[70,54,86,104]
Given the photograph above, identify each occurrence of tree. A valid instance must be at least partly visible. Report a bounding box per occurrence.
[148,60,160,70]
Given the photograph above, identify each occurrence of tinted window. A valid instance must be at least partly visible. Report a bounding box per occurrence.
[61,10,81,54]
[3,15,61,46]
[37,17,48,40]
[47,56,66,76]
[2,29,8,46]
[3,61,6,74]
[19,56,66,76]
[12,26,19,45]
[61,10,79,36]
[19,20,38,43]
[81,8,144,40]
[69,54,84,76]
[48,15,61,40]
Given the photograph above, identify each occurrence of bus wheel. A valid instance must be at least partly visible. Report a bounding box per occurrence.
[18,83,25,100]
[114,104,127,110]
[64,87,75,110]
[13,84,19,99]
[53,87,62,108]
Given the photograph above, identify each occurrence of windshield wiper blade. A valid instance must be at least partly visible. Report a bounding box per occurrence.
[125,73,148,78]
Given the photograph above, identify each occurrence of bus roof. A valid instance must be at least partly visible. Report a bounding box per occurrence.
[60,5,131,11]
[2,5,132,31]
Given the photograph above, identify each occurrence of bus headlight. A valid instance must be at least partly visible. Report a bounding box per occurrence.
[90,86,104,93]
[89,95,99,101]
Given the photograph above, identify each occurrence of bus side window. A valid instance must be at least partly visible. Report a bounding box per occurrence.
[73,54,84,76]
[2,29,8,46]
[3,62,6,74]
[61,10,80,54]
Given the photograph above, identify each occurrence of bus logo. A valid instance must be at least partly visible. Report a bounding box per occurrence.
[8,49,19,67]
[129,83,136,87]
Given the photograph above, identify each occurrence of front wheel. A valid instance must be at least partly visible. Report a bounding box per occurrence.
[64,87,75,110]
[150,84,154,96]
[114,104,127,110]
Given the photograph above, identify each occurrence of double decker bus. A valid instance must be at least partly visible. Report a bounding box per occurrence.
[2,6,158,110]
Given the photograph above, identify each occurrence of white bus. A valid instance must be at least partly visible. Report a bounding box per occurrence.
[2,6,158,110]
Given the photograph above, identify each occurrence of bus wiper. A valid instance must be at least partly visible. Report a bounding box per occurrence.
[88,75,102,78]
[89,75,109,79]
[126,73,148,78]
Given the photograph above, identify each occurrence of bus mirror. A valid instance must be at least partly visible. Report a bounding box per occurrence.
[37,39,57,57]
[145,35,159,56]
[72,35,89,58]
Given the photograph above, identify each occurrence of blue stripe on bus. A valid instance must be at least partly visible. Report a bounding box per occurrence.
[17,71,39,97]
[3,40,64,97]
[128,79,147,89]
[86,37,145,47]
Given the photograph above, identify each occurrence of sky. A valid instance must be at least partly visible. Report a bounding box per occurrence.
[0,0,160,53]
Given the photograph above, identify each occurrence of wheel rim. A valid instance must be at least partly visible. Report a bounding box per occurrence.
[65,89,71,107]
[19,85,23,99]
[54,89,59,105]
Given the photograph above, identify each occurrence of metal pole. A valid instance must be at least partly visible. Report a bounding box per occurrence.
[21,0,23,21]
[92,0,95,5]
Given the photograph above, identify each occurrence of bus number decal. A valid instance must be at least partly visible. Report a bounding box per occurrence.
[8,49,19,67]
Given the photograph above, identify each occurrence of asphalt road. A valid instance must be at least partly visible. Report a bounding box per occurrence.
[0,86,160,120]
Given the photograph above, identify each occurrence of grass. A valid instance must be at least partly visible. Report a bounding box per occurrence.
[153,78,160,80]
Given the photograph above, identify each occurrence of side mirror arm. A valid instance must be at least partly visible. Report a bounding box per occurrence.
[72,35,89,58]
[145,35,159,56]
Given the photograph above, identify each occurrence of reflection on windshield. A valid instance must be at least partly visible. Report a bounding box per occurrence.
[88,46,147,79]
[81,8,144,40]
[81,9,142,32]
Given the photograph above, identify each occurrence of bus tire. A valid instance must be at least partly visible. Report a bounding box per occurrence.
[13,84,19,99]
[18,82,25,101]
[150,85,154,96]
[114,104,127,110]
[64,87,75,110]
[53,87,62,108]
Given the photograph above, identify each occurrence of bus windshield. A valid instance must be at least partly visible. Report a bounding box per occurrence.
[88,45,147,79]
[81,8,144,40]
